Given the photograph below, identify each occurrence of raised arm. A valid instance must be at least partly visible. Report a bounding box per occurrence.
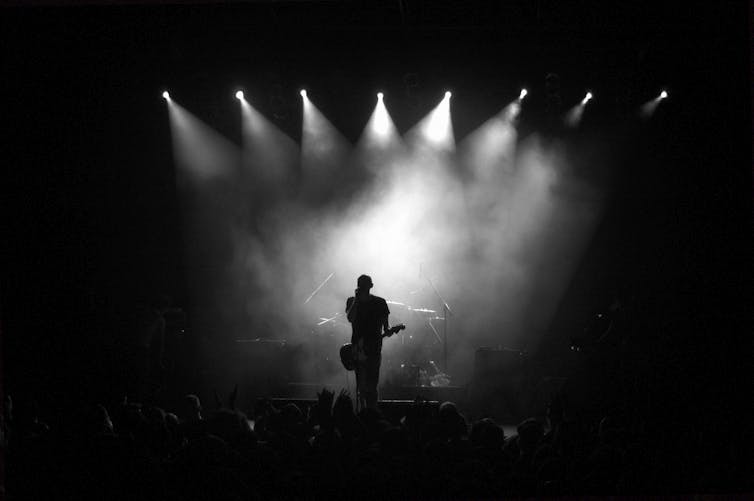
[346,295,357,323]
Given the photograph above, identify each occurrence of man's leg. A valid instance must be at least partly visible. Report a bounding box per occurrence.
[354,362,366,411]
[364,355,381,409]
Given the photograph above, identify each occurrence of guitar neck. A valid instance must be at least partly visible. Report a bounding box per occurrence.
[383,324,405,338]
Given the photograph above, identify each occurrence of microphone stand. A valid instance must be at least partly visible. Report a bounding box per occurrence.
[422,272,453,374]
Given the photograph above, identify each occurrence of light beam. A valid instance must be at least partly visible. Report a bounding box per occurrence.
[459,100,520,182]
[240,98,299,192]
[409,92,455,151]
[639,89,669,118]
[356,90,402,157]
[299,89,351,201]
[166,98,239,180]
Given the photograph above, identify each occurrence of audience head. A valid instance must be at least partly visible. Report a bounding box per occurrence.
[438,401,467,439]
[470,418,505,449]
[180,394,202,422]
[80,403,114,437]
[517,418,545,455]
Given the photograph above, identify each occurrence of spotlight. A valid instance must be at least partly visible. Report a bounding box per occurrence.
[300,89,307,98]
[377,92,384,100]
[162,91,170,100]
[519,88,528,100]
[660,90,668,99]
[582,91,593,105]
[235,90,244,100]
[444,91,452,99]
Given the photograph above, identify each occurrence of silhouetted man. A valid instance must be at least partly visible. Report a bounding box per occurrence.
[346,274,390,409]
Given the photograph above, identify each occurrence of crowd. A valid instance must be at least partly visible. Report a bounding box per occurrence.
[3,386,662,500]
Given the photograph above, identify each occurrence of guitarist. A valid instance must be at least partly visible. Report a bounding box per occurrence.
[346,275,390,410]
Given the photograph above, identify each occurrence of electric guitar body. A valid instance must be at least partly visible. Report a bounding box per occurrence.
[340,324,405,371]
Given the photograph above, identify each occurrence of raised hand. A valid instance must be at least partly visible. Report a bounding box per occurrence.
[316,388,335,430]
[317,388,335,410]
[333,389,354,425]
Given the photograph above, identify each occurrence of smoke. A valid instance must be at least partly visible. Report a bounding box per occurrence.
[171,99,605,386]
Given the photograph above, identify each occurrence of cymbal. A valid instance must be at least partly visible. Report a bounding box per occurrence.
[316,312,344,326]
[410,307,436,313]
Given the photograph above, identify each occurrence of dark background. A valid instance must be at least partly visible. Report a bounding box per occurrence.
[1,1,752,490]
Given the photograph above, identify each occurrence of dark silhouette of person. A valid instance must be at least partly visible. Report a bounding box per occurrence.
[124,294,170,403]
[346,275,390,410]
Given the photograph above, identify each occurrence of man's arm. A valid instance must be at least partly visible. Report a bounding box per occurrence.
[346,296,357,323]
[381,300,390,334]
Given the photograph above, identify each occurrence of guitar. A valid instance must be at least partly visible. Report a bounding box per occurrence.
[339,324,406,371]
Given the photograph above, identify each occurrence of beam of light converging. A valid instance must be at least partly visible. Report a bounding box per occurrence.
[165,96,239,181]
[459,99,520,188]
[238,94,299,199]
[354,92,403,171]
[639,89,669,119]
[406,91,456,153]
[565,91,593,127]
[366,92,400,147]
[373,93,391,138]
[470,137,604,350]
[164,95,245,347]
[300,90,352,203]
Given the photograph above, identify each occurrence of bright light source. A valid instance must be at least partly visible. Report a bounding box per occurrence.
[423,95,453,146]
[373,100,390,137]
[444,91,452,99]
[363,92,397,146]
[519,88,528,100]
[581,91,593,105]
[660,90,668,99]
[235,90,244,100]
[300,89,307,98]
[162,91,170,100]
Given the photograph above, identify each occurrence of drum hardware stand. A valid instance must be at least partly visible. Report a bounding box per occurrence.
[421,268,454,375]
